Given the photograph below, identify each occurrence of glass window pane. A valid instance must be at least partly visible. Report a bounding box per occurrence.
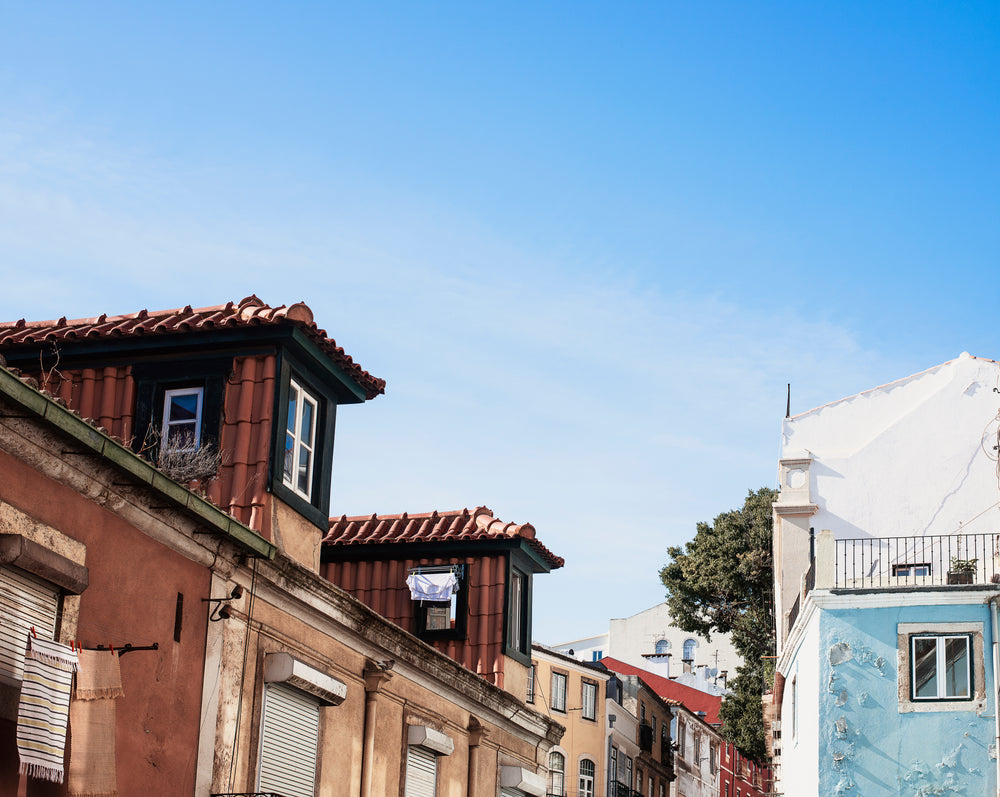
[167,422,197,449]
[913,638,938,698]
[287,391,297,434]
[169,393,199,421]
[297,447,312,494]
[301,398,315,441]
[284,432,295,481]
[945,637,970,697]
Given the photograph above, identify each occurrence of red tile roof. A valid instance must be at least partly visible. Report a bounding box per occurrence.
[600,656,723,725]
[0,295,385,400]
[324,506,564,569]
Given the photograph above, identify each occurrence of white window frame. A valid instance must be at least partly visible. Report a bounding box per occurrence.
[581,679,597,720]
[898,621,985,713]
[283,378,318,501]
[161,386,204,452]
[579,758,595,797]
[910,634,972,699]
[526,662,536,703]
[548,751,565,796]
[551,670,567,712]
[683,638,697,661]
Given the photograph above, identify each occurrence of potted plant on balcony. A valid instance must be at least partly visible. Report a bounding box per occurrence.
[948,556,978,584]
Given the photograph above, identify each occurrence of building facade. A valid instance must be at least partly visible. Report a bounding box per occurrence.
[529,645,610,797]
[772,354,1000,795]
[0,298,565,797]
[553,604,740,688]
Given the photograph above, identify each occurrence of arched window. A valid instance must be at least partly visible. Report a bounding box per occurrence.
[683,638,697,661]
[548,751,565,796]
[654,639,670,655]
[579,758,596,797]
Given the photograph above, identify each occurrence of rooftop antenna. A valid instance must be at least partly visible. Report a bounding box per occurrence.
[786,383,791,418]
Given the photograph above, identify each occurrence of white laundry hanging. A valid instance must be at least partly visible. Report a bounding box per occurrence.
[406,571,458,601]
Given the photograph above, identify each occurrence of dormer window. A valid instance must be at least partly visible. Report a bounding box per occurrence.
[284,379,318,500]
[161,387,204,451]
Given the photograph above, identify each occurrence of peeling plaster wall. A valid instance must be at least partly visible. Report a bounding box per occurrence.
[783,354,1000,541]
[815,603,996,796]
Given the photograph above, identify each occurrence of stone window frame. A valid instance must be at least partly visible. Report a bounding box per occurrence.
[897,621,986,713]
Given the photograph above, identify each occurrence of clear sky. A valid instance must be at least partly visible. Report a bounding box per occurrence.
[1,2,997,643]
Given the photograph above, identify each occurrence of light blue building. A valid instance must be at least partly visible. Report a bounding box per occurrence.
[772,355,1000,795]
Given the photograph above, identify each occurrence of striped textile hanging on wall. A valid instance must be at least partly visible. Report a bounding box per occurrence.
[17,635,79,783]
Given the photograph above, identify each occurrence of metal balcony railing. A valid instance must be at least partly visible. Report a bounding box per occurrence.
[833,533,1000,589]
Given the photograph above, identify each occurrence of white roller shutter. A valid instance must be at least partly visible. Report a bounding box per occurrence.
[258,682,320,797]
[405,745,438,797]
[0,566,59,682]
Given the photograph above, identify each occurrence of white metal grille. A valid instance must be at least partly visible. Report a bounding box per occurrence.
[258,682,320,797]
[0,566,59,682]
[405,745,437,797]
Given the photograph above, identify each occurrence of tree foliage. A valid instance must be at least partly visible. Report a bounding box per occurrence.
[658,487,778,761]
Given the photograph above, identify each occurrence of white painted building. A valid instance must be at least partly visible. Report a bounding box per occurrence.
[552,603,741,691]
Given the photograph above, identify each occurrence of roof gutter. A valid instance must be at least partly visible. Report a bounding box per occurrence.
[0,366,276,560]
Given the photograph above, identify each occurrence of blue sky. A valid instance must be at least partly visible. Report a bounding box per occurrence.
[0,2,997,643]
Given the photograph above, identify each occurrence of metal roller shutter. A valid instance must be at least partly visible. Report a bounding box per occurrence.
[405,745,438,797]
[0,566,59,682]
[258,682,320,797]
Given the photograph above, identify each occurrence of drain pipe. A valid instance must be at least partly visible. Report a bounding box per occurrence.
[990,597,999,796]
[361,662,393,797]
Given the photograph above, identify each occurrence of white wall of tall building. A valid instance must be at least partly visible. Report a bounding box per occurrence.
[782,353,1000,543]
[551,603,742,686]
[775,603,821,797]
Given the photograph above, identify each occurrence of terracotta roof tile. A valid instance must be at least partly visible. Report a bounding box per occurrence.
[325,506,564,569]
[0,295,385,400]
[600,656,723,725]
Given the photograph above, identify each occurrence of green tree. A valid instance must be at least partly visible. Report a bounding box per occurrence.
[658,487,777,761]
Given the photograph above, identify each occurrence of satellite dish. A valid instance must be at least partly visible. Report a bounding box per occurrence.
[708,667,718,678]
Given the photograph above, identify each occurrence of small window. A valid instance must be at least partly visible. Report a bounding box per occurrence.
[899,622,984,713]
[161,387,204,451]
[526,662,536,703]
[507,566,530,657]
[548,751,565,796]
[579,758,595,797]
[654,638,670,655]
[678,720,686,758]
[683,638,697,661]
[410,567,467,640]
[911,634,972,700]
[551,671,567,712]
[582,679,597,720]
[893,563,931,577]
[625,756,633,788]
[283,379,318,500]
[591,649,604,661]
